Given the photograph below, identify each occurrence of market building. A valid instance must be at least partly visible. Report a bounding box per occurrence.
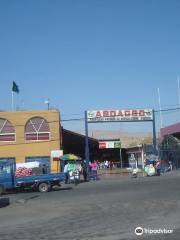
[0,109,130,172]
[160,122,180,169]
[97,139,128,167]
[0,110,61,173]
[0,110,102,173]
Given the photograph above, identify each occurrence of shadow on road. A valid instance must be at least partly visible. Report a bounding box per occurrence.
[53,186,73,191]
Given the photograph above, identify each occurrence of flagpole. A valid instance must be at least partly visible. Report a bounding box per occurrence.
[12,81,19,111]
[157,87,163,128]
[11,91,14,111]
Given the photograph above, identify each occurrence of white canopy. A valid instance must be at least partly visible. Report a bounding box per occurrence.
[16,161,40,169]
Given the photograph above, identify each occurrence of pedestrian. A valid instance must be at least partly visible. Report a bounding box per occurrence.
[105,160,109,169]
[155,161,161,176]
[89,161,92,178]
[90,160,98,180]
[63,161,69,184]
[168,161,173,171]
[109,161,113,170]
[76,160,82,173]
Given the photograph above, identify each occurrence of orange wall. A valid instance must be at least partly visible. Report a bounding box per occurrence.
[0,110,62,173]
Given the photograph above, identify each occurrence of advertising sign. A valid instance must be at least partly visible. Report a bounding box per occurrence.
[87,109,153,122]
[99,141,121,149]
[51,150,63,161]
[99,142,106,149]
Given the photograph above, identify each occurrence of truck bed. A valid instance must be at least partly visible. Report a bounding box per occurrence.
[16,173,65,184]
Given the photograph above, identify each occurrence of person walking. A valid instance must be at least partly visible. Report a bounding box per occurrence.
[155,160,161,176]
[90,160,98,180]
[109,161,113,170]
[63,161,69,184]
[67,160,77,184]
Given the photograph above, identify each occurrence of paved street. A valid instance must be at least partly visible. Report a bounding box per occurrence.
[0,171,180,240]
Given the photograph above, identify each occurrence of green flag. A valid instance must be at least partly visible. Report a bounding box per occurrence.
[12,81,19,93]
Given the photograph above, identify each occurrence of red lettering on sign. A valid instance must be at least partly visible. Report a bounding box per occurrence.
[139,110,145,116]
[125,110,130,116]
[96,111,102,117]
[132,110,138,116]
[103,111,109,117]
[95,109,147,118]
[116,111,124,117]
[110,111,116,117]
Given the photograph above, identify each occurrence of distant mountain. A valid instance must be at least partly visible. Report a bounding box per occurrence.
[75,129,152,148]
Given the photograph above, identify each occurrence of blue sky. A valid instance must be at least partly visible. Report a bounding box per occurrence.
[1,0,180,132]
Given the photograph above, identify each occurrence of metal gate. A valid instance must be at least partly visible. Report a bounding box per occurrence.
[159,135,180,170]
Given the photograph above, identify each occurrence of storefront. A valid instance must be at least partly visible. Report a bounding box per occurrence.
[126,144,154,168]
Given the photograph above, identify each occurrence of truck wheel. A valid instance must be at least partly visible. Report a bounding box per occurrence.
[38,183,50,193]
[0,185,4,196]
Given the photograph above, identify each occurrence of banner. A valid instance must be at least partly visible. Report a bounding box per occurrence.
[87,109,153,122]
[99,141,121,149]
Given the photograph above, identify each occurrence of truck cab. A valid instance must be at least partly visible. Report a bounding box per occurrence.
[0,159,15,194]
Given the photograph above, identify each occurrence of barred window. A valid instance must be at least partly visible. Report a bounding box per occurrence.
[25,117,50,141]
[0,118,15,142]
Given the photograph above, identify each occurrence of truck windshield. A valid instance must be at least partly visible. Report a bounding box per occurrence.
[0,163,11,174]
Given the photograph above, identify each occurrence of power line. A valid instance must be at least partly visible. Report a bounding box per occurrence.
[61,118,84,122]
[61,113,83,117]
[154,107,180,113]
[1,107,180,125]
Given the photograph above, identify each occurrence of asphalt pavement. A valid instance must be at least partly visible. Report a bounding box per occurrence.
[0,170,180,240]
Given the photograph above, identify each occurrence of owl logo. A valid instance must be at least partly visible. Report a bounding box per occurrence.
[87,111,96,119]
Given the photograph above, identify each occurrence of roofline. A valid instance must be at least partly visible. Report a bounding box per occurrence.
[62,128,99,142]
[98,139,121,142]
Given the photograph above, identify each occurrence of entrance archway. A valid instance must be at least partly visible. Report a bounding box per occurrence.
[84,108,157,172]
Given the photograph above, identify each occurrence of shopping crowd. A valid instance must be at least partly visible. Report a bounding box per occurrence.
[63,159,99,184]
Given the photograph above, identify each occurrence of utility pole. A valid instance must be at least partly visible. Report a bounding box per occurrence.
[178,75,180,107]
[119,139,122,168]
[157,88,163,128]
[85,111,90,179]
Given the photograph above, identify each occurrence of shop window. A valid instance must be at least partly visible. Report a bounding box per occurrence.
[25,117,50,141]
[0,118,15,142]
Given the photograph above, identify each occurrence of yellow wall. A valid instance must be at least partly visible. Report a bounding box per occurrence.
[0,110,62,173]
